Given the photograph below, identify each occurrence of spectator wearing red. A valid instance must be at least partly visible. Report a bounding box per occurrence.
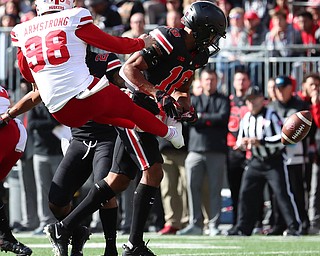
[307,0,320,27]
[296,73,320,235]
[269,0,293,30]
[296,10,320,56]
[296,73,320,128]
[244,10,267,46]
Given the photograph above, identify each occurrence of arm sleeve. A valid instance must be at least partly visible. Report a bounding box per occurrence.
[17,48,35,83]
[236,118,245,150]
[261,111,283,148]
[75,23,145,54]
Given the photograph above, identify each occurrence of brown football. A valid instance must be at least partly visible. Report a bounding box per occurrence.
[281,110,313,145]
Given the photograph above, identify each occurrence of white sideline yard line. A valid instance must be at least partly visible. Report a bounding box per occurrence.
[32,243,320,256]
[30,242,240,249]
[160,253,320,256]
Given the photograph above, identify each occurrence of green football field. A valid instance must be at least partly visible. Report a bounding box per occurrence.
[13,233,320,256]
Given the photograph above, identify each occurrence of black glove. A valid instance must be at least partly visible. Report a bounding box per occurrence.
[132,91,160,115]
[0,118,8,128]
[156,90,178,118]
[176,106,198,123]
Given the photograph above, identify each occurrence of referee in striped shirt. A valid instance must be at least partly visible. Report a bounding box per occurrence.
[226,86,301,236]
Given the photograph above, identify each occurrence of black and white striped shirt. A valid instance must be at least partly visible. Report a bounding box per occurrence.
[237,107,285,159]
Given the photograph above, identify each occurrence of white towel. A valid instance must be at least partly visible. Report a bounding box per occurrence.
[76,75,109,99]
[61,138,70,156]
[14,119,27,153]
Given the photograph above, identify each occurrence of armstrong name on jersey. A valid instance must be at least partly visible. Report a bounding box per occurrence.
[23,17,70,36]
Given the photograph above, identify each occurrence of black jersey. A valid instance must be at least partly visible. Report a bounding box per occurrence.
[71,51,121,141]
[144,26,209,94]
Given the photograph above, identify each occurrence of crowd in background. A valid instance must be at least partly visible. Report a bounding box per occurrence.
[1,0,320,239]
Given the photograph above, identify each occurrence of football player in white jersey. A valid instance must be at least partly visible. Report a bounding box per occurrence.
[0,86,32,256]
[7,0,184,147]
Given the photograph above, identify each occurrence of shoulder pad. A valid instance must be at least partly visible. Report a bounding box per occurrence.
[69,7,93,27]
[150,27,174,56]
[11,24,22,47]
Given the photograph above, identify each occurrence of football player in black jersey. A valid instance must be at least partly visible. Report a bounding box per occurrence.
[47,48,123,256]
[42,2,227,256]
[116,2,227,255]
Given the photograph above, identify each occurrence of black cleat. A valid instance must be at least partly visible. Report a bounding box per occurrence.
[283,227,300,236]
[0,239,32,255]
[70,226,91,256]
[265,226,286,236]
[226,227,249,236]
[122,241,156,256]
[45,222,71,256]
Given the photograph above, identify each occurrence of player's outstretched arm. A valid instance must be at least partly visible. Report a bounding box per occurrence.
[0,88,42,123]
[75,24,155,54]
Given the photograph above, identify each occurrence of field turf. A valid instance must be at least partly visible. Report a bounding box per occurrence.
[13,232,320,256]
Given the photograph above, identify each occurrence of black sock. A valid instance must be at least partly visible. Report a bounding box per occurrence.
[100,207,118,256]
[100,207,118,242]
[0,200,16,242]
[62,180,115,230]
[129,184,157,246]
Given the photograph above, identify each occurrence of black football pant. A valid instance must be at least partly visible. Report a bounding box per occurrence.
[237,156,300,235]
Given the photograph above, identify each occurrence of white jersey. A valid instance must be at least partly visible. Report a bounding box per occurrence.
[0,86,10,114]
[11,8,94,113]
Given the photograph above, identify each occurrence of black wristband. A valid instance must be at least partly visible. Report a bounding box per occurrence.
[6,108,14,119]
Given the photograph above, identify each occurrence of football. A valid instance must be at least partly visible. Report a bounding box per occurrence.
[281,110,313,145]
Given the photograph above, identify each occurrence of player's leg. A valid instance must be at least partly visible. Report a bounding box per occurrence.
[52,85,184,149]
[0,121,21,180]
[58,134,137,233]
[92,139,119,256]
[122,164,162,256]
[46,130,136,255]
[267,162,301,235]
[0,198,32,255]
[47,139,93,256]
[44,122,160,256]
[115,130,162,256]
[0,123,31,255]
[48,139,93,218]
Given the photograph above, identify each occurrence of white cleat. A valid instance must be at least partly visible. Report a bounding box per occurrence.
[166,122,185,149]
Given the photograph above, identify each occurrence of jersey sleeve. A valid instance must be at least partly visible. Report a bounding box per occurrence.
[69,7,93,27]
[75,23,145,53]
[17,48,35,83]
[149,27,174,56]
[106,53,122,73]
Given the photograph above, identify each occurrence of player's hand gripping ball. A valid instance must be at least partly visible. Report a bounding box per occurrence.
[281,110,312,145]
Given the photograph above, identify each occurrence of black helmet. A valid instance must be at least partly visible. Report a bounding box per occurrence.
[182,1,227,55]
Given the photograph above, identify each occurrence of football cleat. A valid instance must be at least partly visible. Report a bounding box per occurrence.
[70,225,91,256]
[45,222,70,256]
[0,238,32,255]
[122,241,156,256]
[166,123,184,149]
